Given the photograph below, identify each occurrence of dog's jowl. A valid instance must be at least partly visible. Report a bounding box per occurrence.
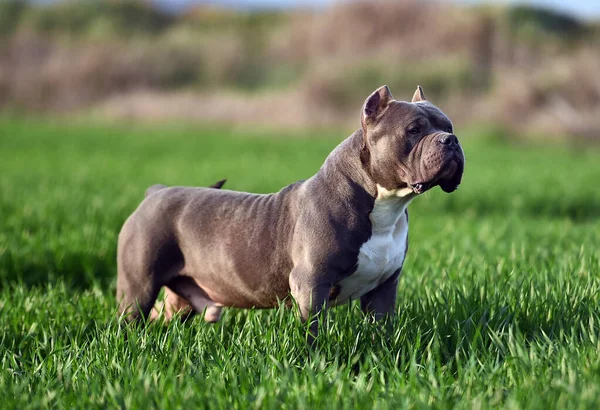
[116,85,465,339]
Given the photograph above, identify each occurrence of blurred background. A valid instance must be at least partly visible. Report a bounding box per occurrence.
[1,0,599,140]
[2,5,600,404]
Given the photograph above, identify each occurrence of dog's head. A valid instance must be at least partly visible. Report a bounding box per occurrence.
[360,85,464,195]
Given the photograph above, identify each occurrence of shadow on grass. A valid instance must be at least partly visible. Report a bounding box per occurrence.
[0,249,117,291]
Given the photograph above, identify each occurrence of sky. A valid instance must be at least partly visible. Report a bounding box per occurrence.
[30,0,600,20]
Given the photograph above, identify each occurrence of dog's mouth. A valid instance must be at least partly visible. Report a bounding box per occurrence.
[410,157,463,195]
[411,178,459,194]
[407,144,465,195]
[411,181,432,194]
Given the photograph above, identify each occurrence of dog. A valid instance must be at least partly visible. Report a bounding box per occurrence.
[116,86,464,339]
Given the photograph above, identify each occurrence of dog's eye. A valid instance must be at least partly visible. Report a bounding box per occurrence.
[407,127,420,135]
[446,126,453,133]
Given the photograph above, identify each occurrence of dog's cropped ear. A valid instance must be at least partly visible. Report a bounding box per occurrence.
[361,85,393,128]
[412,85,426,102]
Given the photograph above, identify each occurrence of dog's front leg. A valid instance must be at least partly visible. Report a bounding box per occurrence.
[289,267,332,345]
[359,268,401,323]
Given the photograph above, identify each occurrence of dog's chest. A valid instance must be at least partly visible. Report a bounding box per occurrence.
[335,195,409,304]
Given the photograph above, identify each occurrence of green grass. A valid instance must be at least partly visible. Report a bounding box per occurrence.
[1,117,599,409]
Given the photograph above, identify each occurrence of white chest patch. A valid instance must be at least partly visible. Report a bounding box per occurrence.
[334,185,415,304]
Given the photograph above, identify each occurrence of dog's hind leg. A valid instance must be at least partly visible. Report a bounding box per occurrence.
[150,288,195,322]
[203,306,223,323]
[151,286,222,323]
[116,225,183,322]
[164,276,223,323]
[119,179,227,322]
[116,250,161,322]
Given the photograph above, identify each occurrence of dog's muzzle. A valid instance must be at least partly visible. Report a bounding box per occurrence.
[411,134,464,194]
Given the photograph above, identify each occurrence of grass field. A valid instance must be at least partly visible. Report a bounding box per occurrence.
[1,116,599,409]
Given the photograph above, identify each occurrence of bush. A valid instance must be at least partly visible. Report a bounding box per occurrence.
[507,5,586,41]
[0,0,28,37]
[305,59,474,110]
[22,0,174,38]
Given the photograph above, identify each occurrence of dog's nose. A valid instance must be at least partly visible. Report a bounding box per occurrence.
[438,134,458,146]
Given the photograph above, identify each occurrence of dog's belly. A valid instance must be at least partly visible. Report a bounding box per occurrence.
[334,211,408,304]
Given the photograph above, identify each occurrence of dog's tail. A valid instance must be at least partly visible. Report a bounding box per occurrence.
[209,179,227,189]
[144,179,227,198]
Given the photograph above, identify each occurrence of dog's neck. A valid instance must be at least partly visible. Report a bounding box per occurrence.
[310,130,418,228]
[372,184,415,231]
[317,130,378,197]
[318,130,415,201]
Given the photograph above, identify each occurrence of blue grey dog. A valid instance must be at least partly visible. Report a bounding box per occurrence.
[116,86,464,338]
